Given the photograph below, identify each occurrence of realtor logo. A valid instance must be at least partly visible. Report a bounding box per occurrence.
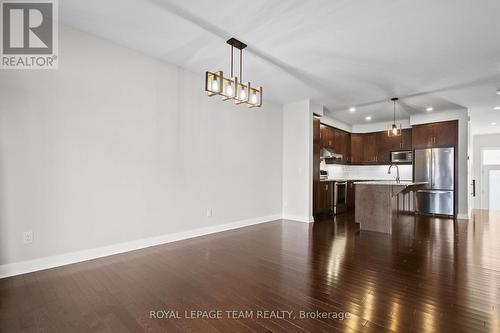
[1,0,58,69]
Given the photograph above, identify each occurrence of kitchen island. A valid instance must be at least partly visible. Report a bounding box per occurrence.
[354,181,428,234]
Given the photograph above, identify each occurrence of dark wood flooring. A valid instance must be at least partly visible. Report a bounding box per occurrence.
[1,210,500,332]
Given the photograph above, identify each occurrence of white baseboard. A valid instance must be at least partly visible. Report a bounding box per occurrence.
[282,214,314,223]
[0,214,282,279]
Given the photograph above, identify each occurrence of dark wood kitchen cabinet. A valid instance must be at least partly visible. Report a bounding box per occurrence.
[320,124,350,164]
[347,181,355,210]
[321,124,338,149]
[376,128,413,163]
[313,116,321,216]
[319,124,331,148]
[348,129,414,164]
[320,125,415,165]
[400,128,412,150]
[318,181,333,214]
[412,120,458,149]
[433,121,458,147]
[350,134,364,164]
[334,128,350,162]
[412,123,435,148]
[350,133,378,164]
[376,132,395,164]
[363,133,378,163]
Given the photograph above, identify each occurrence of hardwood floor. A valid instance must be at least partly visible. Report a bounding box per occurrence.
[1,210,500,332]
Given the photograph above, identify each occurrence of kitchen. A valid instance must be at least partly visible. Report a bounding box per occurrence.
[313,115,458,232]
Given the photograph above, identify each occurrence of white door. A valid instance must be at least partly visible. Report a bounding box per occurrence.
[480,149,500,210]
[482,166,500,211]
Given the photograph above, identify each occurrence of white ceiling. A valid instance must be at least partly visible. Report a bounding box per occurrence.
[60,0,500,129]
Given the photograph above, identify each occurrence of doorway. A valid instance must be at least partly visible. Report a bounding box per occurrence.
[481,148,500,210]
[483,167,500,211]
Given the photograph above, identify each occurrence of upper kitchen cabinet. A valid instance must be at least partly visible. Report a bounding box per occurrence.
[400,128,412,150]
[376,128,413,163]
[343,131,351,162]
[320,124,350,164]
[363,133,378,163]
[412,120,458,149]
[377,132,396,163]
[319,124,331,148]
[350,134,364,164]
[334,128,350,162]
[433,121,458,147]
[412,123,435,148]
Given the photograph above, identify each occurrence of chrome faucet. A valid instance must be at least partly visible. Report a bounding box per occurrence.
[388,164,400,183]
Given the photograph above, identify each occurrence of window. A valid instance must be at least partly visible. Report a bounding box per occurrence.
[482,149,500,165]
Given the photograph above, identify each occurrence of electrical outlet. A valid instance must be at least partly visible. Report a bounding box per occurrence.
[206,208,213,217]
[23,231,33,244]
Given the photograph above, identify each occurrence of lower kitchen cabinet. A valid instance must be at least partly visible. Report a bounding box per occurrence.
[318,181,333,214]
[347,181,355,210]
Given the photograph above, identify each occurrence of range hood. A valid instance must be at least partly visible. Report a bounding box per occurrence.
[320,148,343,160]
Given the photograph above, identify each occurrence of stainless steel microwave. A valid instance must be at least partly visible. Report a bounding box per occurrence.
[391,150,413,163]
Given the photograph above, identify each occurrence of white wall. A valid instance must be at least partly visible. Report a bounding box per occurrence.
[320,115,352,133]
[282,100,314,222]
[352,119,411,133]
[0,25,283,266]
[472,133,500,209]
[410,109,469,219]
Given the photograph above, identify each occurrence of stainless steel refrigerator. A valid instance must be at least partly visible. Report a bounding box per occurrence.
[414,147,455,216]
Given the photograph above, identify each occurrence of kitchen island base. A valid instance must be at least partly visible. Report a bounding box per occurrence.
[354,182,428,234]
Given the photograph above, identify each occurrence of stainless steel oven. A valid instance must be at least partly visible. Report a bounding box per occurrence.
[334,181,347,215]
[391,150,413,163]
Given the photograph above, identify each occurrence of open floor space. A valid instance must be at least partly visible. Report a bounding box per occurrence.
[2,210,500,332]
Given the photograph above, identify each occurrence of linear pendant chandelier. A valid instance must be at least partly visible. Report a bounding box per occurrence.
[205,38,262,108]
[387,97,402,137]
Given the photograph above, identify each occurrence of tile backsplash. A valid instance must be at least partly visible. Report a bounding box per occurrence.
[320,162,413,180]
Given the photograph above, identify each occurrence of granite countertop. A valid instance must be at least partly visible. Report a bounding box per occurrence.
[320,178,412,182]
[353,181,428,186]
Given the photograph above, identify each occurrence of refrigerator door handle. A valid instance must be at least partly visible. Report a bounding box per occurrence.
[431,149,434,188]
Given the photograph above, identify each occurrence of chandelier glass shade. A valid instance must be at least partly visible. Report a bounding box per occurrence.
[205,71,223,96]
[387,97,402,137]
[205,38,262,108]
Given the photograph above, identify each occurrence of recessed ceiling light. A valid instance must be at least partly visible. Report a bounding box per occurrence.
[426,107,433,112]
[492,122,497,126]
[497,89,500,95]
[495,106,500,110]
[365,116,372,121]
[349,107,356,112]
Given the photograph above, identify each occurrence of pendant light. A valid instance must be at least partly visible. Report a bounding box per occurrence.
[205,38,262,108]
[387,97,402,137]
